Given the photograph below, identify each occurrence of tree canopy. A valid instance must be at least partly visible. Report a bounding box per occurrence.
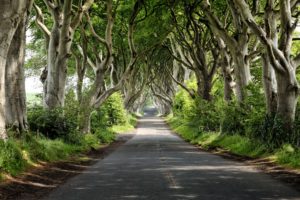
[0,0,299,146]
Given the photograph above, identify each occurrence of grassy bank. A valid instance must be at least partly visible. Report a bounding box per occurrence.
[166,115,300,169]
[0,116,137,180]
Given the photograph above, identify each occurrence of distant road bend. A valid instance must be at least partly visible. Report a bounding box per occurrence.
[45,109,300,200]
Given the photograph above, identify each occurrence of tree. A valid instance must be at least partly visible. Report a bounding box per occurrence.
[78,0,145,133]
[34,0,94,109]
[201,0,256,103]
[232,0,300,130]
[0,0,33,139]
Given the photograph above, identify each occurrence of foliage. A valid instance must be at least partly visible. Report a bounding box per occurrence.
[94,129,115,144]
[83,133,100,149]
[26,93,42,107]
[0,140,26,175]
[167,115,300,169]
[27,106,77,141]
[275,144,300,168]
[172,80,222,132]
[0,112,136,178]
[64,89,80,125]
[220,102,246,135]
[172,88,196,120]
[91,92,129,133]
[171,77,300,150]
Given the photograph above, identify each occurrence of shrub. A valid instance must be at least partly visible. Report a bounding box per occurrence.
[27,106,76,140]
[91,92,128,133]
[83,133,100,149]
[64,89,79,125]
[95,129,115,144]
[220,102,246,135]
[192,97,221,132]
[173,89,196,120]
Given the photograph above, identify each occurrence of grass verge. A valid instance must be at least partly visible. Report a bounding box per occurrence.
[0,116,137,180]
[166,115,300,169]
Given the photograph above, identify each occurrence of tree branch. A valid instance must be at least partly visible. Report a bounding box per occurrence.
[33,4,51,42]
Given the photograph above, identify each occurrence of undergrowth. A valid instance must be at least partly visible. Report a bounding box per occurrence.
[0,91,137,178]
[167,115,300,169]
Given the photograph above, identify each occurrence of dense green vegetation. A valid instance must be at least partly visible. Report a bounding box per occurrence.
[0,92,136,179]
[1,0,300,184]
[166,78,300,168]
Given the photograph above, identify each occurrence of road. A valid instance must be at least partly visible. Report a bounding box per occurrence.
[44,112,300,200]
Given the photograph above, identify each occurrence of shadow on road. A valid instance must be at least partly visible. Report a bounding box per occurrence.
[43,114,300,200]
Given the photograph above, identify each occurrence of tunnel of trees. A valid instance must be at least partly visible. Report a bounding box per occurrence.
[0,0,300,175]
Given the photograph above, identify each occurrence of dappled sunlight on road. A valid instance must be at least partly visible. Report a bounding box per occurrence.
[44,116,300,200]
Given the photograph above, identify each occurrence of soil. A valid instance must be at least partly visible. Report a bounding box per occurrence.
[0,133,135,200]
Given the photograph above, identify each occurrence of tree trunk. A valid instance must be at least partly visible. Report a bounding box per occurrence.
[275,72,298,130]
[231,0,299,130]
[74,54,85,104]
[78,67,107,133]
[44,24,69,109]
[42,0,94,109]
[0,1,32,139]
[203,76,212,101]
[233,50,251,103]
[195,71,212,101]
[262,53,277,114]
[79,109,92,134]
[221,52,233,102]
[5,16,28,133]
[0,21,17,139]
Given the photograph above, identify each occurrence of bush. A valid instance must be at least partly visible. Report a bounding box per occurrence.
[64,89,80,125]
[220,102,246,135]
[83,133,100,149]
[173,89,196,120]
[95,129,115,144]
[27,106,76,140]
[91,92,129,133]
[192,97,221,132]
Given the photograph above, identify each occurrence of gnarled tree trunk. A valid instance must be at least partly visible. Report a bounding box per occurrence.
[0,0,32,139]
[35,0,94,109]
[262,54,277,114]
[5,16,28,133]
[232,0,300,130]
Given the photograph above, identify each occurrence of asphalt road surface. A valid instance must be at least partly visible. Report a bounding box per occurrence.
[44,113,300,200]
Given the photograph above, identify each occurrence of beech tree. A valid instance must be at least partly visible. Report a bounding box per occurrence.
[200,0,257,103]
[34,0,94,109]
[2,0,299,142]
[0,0,33,139]
[77,0,145,133]
[168,2,221,101]
[231,0,300,129]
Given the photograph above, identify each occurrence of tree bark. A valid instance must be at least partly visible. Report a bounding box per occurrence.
[201,2,251,103]
[262,53,277,114]
[232,0,299,129]
[0,0,32,139]
[36,0,94,109]
[275,71,298,130]
[5,16,28,133]
[220,47,234,102]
